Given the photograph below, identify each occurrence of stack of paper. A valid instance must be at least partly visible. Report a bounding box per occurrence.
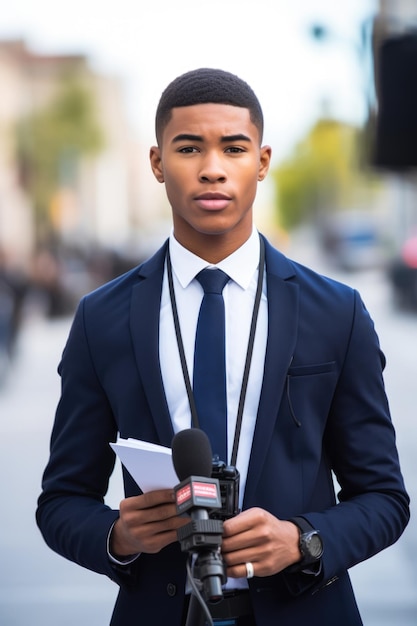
[110,437,178,492]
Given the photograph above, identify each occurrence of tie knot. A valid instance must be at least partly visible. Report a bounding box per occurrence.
[196,268,230,294]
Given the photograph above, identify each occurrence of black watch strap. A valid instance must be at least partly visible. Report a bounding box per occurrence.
[287,516,323,573]
[289,516,315,534]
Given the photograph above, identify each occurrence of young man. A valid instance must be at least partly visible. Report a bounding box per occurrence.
[37,68,409,626]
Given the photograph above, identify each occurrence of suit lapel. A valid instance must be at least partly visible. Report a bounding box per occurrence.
[244,240,299,506]
[129,241,175,447]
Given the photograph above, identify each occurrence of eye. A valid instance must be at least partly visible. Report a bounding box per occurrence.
[178,146,199,154]
[225,146,246,154]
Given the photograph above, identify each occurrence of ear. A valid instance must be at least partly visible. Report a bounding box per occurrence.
[149,146,164,183]
[258,145,272,181]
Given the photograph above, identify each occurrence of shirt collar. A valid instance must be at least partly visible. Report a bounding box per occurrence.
[169,227,260,290]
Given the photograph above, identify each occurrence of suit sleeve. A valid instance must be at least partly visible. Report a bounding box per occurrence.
[283,289,409,595]
[36,298,135,588]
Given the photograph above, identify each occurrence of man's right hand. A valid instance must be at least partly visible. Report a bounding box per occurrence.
[110,489,189,558]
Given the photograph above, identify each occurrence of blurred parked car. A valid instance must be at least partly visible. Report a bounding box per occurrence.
[388,236,417,310]
[318,211,387,272]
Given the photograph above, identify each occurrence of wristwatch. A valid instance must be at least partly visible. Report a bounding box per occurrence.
[290,516,323,566]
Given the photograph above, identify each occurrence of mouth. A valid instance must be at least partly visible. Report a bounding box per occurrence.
[194,192,232,211]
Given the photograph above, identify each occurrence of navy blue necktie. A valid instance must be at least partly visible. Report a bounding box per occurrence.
[193,268,230,463]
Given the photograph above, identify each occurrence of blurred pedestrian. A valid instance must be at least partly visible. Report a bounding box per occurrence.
[0,249,28,381]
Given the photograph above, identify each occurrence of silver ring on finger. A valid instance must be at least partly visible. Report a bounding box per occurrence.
[245,561,254,579]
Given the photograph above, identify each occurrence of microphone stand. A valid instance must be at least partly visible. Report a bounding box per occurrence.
[174,483,226,626]
[184,557,213,626]
[184,548,226,626]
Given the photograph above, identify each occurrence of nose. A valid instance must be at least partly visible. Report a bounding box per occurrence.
[198,151,226,183]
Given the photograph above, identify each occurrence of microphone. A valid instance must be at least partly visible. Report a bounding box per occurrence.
[172,429,226,604]
[172,427,213,482]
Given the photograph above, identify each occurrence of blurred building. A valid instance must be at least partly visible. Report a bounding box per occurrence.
[0,41,34,269]
[0,39,155,272]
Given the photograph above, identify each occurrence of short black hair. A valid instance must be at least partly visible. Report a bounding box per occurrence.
[155,68,264,144]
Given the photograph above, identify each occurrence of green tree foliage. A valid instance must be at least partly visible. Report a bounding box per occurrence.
[272,119,367,230]
[15,71,104,243]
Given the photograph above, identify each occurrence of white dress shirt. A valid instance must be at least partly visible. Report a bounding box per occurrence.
[159,226,268,510]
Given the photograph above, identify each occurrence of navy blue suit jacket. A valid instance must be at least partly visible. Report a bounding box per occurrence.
[37,236,409,625]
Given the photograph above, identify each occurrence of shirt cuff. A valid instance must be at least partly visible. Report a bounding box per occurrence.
[107,520,141,566]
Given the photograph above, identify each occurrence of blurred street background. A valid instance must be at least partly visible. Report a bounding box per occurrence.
[0,0,416,624]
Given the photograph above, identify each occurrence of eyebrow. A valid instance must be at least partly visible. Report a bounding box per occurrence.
[171,133,252,143]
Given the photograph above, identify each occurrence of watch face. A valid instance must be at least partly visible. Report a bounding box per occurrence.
[306,532,323,559]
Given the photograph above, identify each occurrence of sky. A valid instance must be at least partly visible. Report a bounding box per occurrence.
[0,0,377,163]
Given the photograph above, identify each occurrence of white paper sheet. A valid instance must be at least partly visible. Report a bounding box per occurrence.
[110,437,178,492]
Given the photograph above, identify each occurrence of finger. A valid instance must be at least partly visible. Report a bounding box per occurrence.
[225,561,257,579]
[125,489,176,511]
[115,506,189,555]
[136,516,188,549]
[222,544,256,568]
[119,490,175,517]
[120,500,179,527]
[222,507,261,536]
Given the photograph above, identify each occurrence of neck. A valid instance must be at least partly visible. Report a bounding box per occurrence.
[173,228,253,264]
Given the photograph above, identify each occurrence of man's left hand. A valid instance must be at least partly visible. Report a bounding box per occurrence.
[221,507,301,578]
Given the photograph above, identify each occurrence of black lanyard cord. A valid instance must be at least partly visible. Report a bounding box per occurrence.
[166,247,200,429]
[231,236,265,466]
[166,235,265,467]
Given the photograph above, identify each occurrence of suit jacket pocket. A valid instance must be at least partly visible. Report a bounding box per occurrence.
[288,361,337,377]
[286,361,337,428]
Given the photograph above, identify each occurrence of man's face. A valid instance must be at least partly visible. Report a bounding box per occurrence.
[150,103,271,259]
